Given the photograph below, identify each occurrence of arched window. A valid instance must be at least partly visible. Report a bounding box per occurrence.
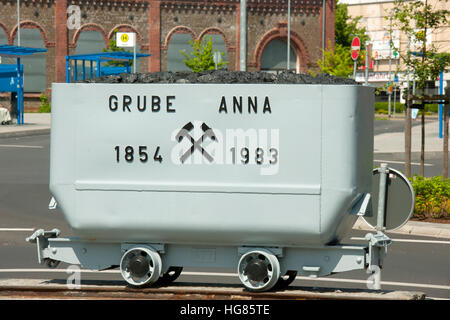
[166,33,194,72]
[14,29,46,92]
[202,34,228,66]
[0,28,10,64]
[74,31,106,80]
[0,28,7,45]
[75,30,106,54]
[261,39,297,73]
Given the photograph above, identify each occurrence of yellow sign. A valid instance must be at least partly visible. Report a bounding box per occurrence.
[120,34,129,43]
[116,32,135,48]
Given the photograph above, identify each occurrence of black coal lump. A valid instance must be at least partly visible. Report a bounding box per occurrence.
[80,70,360,85]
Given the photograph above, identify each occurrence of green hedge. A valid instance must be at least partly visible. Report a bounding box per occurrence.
[409,175,449,220]
[374,102,439,114]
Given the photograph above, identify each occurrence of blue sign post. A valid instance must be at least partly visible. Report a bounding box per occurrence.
[439,70,444,139]
[0,45,47,125]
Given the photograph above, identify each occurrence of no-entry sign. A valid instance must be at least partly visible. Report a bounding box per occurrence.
[351,37,360,61]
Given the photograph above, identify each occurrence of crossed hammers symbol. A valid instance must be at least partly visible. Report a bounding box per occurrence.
[175,122,217,163]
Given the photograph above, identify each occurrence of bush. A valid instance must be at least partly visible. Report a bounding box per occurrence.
[38,93,51,113]
[374,101,439,114]
[409,175,450,220]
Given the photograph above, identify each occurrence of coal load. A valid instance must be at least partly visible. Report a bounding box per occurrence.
[80,70,359,85]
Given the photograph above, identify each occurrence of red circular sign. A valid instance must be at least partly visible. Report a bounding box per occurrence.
[351,37,361,61]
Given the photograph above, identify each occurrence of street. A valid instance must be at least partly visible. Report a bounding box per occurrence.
[0,122,449,299]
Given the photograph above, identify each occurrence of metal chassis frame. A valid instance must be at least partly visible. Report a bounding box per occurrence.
[27,229,389,284]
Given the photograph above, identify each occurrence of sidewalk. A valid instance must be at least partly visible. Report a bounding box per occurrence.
[0,113,50,138]
[353,217,450,239]
[0,113,449,239]
[375,117,448,153]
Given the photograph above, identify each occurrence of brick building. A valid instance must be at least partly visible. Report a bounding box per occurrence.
[0,0,335,111]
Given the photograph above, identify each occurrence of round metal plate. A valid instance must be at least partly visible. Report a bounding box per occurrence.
[363,167,415,231]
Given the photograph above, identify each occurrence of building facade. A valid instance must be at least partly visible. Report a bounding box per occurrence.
[341,0,449,93]
[0,0,335,111]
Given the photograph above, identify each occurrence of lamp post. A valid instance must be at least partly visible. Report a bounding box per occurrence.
[388,11,393,117]
[17,0,20,46]
[322,0,326,65]
[240,0,247,71]
[287,0,291,71]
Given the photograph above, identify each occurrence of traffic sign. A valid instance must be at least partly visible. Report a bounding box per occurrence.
[116,32,136,48]
[363,167,415,231]
[351,37,360,61]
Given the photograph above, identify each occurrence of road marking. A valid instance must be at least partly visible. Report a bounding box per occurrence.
[0,228,35,232]
[374,159,433,167]
[0,269,119,273]
[0,145,43,149]
[351,237,450,245]
[0,269,449,291]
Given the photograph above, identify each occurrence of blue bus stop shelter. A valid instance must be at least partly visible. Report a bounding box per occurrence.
[66,52,150,83]
[0,45,47,125]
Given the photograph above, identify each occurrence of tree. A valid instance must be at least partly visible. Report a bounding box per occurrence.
[335,0,369,49]
[318,43,353,77]
[180,36,228,72]
[318,0,369,77]
[390,0,450,177]
[391,0,449,91]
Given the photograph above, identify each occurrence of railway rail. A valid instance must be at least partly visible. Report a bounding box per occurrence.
[0,279,425,300]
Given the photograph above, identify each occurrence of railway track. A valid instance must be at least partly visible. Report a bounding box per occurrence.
[0,279,425,300]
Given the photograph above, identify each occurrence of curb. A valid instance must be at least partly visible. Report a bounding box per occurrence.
[0,128,50,138]
[353,217,450,239]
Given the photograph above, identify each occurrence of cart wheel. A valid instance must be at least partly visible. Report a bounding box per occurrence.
[237,249,280,292]
[120,246,162,287]
[44,258,60,269]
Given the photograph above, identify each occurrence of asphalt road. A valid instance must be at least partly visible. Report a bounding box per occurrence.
[374,117,446,177]
[374,117,422,135]
[0,124,449,299]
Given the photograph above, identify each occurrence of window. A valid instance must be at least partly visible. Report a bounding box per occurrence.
[167,33,193,72]
[0,29,10,64]
[203,34,228,66]
[261,39,297,73]
[13,28,46,92]
[0,29,7,45]
[75,31,106,54]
